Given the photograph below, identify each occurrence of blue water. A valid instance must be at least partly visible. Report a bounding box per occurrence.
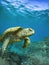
[0,1,49,64]
[0,0,49,42]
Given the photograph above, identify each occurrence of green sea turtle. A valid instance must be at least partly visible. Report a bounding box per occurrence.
[0,26,35,55]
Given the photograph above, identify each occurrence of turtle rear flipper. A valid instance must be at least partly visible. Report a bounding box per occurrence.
[1,37,10,56]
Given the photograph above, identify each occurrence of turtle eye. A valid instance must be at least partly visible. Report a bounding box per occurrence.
[29,28,32,31]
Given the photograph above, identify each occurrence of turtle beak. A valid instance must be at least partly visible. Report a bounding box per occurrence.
[29,28,35,35]
[32,29,35,34]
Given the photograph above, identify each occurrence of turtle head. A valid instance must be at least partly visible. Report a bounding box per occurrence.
[23,28,35,37]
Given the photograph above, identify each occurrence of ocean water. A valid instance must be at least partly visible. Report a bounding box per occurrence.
[0,0,49,42]
[0,1,49,65]
[0,0,49,53]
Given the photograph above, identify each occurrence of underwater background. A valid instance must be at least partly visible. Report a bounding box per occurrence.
[0,0,49,65]
[0,0,49,41]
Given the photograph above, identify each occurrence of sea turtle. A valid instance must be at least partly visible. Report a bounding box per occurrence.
[0,26,35,55]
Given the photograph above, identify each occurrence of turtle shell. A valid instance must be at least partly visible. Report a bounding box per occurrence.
[1,26,23,41]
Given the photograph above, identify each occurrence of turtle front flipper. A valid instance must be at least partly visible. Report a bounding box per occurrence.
[23,37,30,48]
[1,37,10,56]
